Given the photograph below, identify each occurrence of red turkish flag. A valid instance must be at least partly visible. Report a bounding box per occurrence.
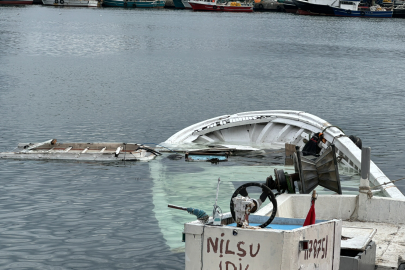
[303,201,316,226]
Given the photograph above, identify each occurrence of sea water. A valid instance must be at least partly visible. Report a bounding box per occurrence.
[1,5,405,269]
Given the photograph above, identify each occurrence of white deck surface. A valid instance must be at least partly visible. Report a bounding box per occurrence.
[341,226,376,251]
[342,221,404,269]
[257,193,405,269]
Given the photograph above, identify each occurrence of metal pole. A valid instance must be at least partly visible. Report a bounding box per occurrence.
[214,178,221,207]
[361,147,371,181]
[168,204,187,211]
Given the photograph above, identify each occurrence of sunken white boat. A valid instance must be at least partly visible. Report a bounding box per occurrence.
[151,110,405,261]
[0,139,160,161]
[162,110,404,199]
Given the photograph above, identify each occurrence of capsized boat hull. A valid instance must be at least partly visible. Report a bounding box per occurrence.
[0,141,159,161]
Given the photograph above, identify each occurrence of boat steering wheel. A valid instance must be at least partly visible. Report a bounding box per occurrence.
[230,182,277,228]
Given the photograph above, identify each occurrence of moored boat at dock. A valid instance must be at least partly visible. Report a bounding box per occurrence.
[42,0,101,6]
[393,3,405,17]
[102,0,165,7]
[293,0,393,17]
[332,1,392,17]
[0,0,33,4]
[253,0,284,11]
[333,7,392,17]
[189,0,254,12]
[173,0,185,8]
[292,0,335,15]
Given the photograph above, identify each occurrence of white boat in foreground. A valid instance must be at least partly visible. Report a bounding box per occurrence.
[183,147,405,270]
[185,191,405,270]
[0,139,160,161]
[162,110,404,199]
[42,0,102,7]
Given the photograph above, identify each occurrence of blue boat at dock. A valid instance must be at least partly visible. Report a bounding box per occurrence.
[333,8,392,17]
[103,0,165,7]
[333,4,393,17]
[173,0,185,8]
[330,0,393,17]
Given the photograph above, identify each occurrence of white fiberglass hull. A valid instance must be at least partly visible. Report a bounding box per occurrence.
[42,0,101,7]
[162,110,404,199]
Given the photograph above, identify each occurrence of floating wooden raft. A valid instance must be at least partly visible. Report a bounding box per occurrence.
[0,139,160,161]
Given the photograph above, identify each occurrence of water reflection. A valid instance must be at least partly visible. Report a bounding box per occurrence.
[150,151,360,250]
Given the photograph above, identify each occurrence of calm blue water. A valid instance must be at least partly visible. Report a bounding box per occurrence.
[1,5,405,269]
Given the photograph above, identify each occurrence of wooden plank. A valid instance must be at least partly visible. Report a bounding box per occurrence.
[23,139,54,151]
[285,143,296,166]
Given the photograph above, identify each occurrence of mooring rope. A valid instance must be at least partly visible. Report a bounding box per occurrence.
[359,186,374,199]
[370,176,405,190]
[358,176,405,199]
[322,125,345,134]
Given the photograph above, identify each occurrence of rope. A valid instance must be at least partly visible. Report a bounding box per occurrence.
[348,195,359,221]
[322,125,345,134]
[200,225,205,270]
[369,176,405,190]
[359,186,373,199]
